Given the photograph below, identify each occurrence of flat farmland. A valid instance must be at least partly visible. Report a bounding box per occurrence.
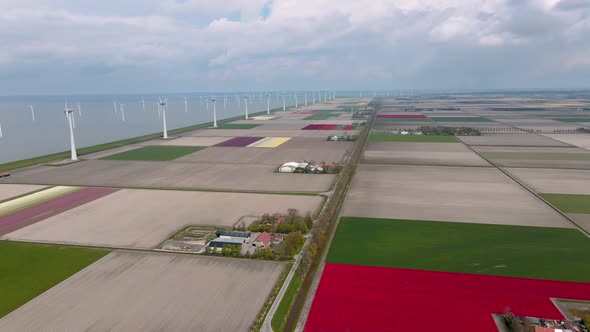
[276,136,354,150]
[0,251,285,331]
[0,241,108,319]
[81,145,145,159]
[342,164,571,227]
[458,134,570,147]
[305,264,590,332]
[368,134,458,143]
[184,128,356,138]
[363,142,490,166]
[2,189,323,249]
[0,184,45,202]
[158,136,233,146]
[327,217,590,281]
[176,146,348,165]
[5,160,335,192]
[506,167,590,195]
[476,146,590,169]
[101,145,205,161]
[543,134,590,150]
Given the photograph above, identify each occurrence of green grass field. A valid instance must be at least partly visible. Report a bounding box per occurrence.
[271,273,303,331]
[375,118,432,122]
[553,118,590,123]
[430,117,493,122]
[541,193,590,214]
[482,152,590,160]
[102,146,205,161]
[368,134,458,143]
[0,241,108,318]
[303,110,343,120]
[327,217,590,282]
[216,123,262,129]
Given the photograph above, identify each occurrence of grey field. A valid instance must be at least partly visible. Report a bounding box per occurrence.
[506,167,590,195]
[458,134,570,147]
[362,142,491,167]
[6,159,335,192]
[2,189,322,248]
[342,164,572,228]
[0,251,285,332]
[0,184,46,201]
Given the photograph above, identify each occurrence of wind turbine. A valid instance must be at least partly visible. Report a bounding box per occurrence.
[312,91,315,104]
[282,92,286,111]
[237,95,241,107]
[113,100,118,113]
[224,95,227,109]
[64,101,78,161]
[159,98,168,139]
[77,102,82,118]
[244,96,249,119]
[0,121,3,141]
[156,101,161,119]
[29,105,35,122]
[266,93,270,114]
[184,97,188,113]
[141,98,145,112]
[295,92,298,108]
[119,103,126,123]
[200,95,203,106]
[304,93,308,106]
[206,97,209,111]
[211,97,218,128]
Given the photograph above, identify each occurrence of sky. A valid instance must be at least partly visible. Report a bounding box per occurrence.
[1,0,589,95]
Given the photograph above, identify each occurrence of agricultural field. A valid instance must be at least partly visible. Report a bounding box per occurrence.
[375,117,432,122]
[0,184,45,202]
[363,142,490,166]
[476,147,590,169]
[305,264,590,332]
[543,134,590,150]
[540,193,590,214]
[215,123,261,129]
[2,189,323,249]
[341,164,571,227]
[157,136,233,147]
[303,110,344,120]
[5,160,335,192]
[458,134,570,147]
[368,134,458,142]
[176,146,347,165]
[327,217,590,281]
[0,251,285,331]
[430,116,493,122]
[506,167,590,195]
[0,241,108,319]
[101,145,205,161]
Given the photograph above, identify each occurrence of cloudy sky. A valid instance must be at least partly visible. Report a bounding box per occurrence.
[1,0,589,95]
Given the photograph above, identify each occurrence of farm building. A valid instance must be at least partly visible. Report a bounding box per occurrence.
[279,162,308,173]
[216,231,251,239]
[208,237,246,249]
[252,232,272,248]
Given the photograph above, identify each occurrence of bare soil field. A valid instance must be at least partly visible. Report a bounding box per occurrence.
[490,159,590,169]
[276,136,354,150]
[543,134,590,150]
[176,146,348,165]
[253,123,308,130]
[82,145,145,160]
[2,189,322,248]
[0,251,284,331]
[567,214,590,233]
[458,134,570,147]
[342,164,571,228]
[6,160,335,192]
[157,136,233,146]
[362,142,491,167]
[184,128,357,138]
[0,184,46,202]
[505,167,590,195]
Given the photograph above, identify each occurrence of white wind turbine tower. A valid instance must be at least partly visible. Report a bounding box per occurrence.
[119,103,126,123]
[312,91,315,104]
[211,97,218,128]
[113,100,118,113]
[159,98,168,139]
[184,97,188,113]
[266,93,270,114]
[142,97,145,112]
[237,95,241,107]
[304,92,308,106]
[200,95,203,106]
[77,102,82,118]
[29,105,35,122]
[224,95,227,109]
[64,101,78,161]
[260,92,263,104]
[294,92,298,108]
[282,92,286,111]
[0,121,3,141]
[206,97,209,111]
[244,96,249,119]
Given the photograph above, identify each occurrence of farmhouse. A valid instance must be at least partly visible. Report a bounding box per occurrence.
[279,162,308,173]
[252,232,271,248]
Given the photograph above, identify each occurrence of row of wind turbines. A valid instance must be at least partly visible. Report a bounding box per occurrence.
[0,91,339,162]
